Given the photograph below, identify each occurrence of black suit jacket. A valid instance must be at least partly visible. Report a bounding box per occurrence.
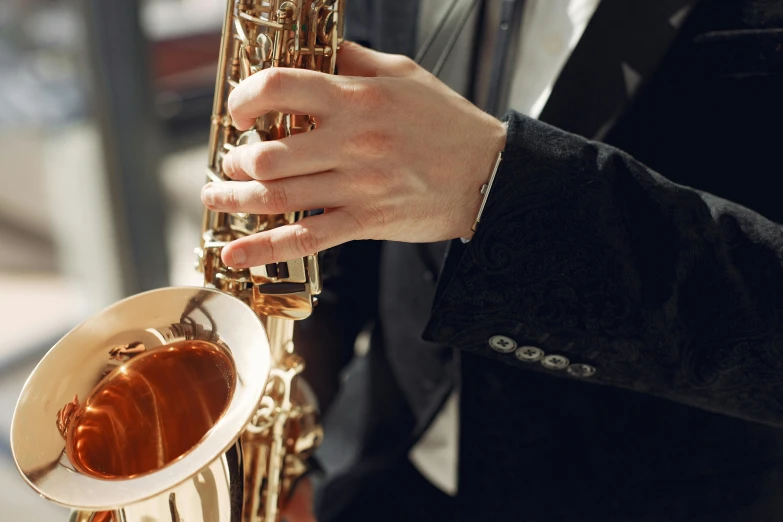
[296,0,783,520]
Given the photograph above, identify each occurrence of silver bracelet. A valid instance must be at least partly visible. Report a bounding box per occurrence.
[462,151,503,243]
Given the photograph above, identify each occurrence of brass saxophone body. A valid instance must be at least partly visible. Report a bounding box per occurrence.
[10,0,342,520]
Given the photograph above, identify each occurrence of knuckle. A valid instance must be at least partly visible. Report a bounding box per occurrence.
[225,186,241,213]
[366,169,389,188]
[258,67,285,98]
[350,129,394,157]
[260,182,289,213]
[256,233,278,263]
[361,204,387,230]
[344,211,370,239]
[392,55,418,74]
[294,226,320,255]
[251,145,275,177]
[345,81,387,110]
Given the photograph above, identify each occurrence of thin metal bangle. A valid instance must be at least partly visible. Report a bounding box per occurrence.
[462,151,503,243]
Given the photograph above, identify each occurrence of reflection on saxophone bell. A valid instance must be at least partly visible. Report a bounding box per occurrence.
[11,0,342,520]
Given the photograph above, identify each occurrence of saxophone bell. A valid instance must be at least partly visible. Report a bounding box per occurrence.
[12,287,270,522]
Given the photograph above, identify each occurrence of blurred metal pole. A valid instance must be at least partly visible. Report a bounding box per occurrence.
[483,0,525,116]
[80,0,170,294]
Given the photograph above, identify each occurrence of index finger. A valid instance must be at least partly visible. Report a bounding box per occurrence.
[228,67,342,130]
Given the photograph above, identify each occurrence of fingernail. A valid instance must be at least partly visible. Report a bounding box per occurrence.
[202,184,215,206]
[231,248,247,265]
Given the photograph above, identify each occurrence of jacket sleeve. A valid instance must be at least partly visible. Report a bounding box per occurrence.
[423,110,783,427]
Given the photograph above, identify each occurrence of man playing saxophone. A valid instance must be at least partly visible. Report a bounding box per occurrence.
[200,0,783,519]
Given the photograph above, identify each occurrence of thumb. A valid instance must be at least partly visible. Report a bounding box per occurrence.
[337,41,420,78]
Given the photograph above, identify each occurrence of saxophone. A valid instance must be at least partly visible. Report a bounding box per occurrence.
[10,0,342,520]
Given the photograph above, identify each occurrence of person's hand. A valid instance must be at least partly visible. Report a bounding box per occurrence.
[281,477,316,522]
[201,41,507,268]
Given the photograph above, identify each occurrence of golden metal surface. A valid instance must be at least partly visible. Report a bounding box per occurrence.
[199,0,342,323]
[12,0,341,519]
[196,0,340,516]
[12,287,269,512]
[64,339,236,480]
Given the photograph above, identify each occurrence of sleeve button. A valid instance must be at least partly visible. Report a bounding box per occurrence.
[541,354,570,370]
[567,363,596,378]
[488,335,517,353]
[514,346,544,362]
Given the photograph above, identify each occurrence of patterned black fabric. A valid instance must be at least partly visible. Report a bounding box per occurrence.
[454,354,783,522]
[424,110,783,426]
[422,110,783,520]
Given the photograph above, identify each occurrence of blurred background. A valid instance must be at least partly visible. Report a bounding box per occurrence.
[0,0,227,517]
[0,0,474,516]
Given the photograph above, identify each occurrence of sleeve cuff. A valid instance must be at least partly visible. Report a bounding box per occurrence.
[422,109,635,379]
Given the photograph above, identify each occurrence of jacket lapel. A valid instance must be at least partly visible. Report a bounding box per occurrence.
[538,0,701,140]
